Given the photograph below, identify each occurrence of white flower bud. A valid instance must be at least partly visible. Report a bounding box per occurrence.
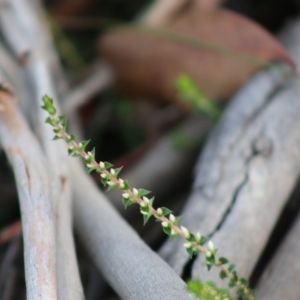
[208,240,215,252]
[161,221,169,228]
[157,208,163,216]
[99,161,105,169]
[195,232,202,243]
[107,180,116,186]
[68,145,74,150]
[140,210,148,215]
[133,188,139,196]
[101,174,107,178]
[206,251,212,258]
[118,179,125,189]
[110,168,115,175]
[78,143,83,147]
[122,193,129,199]
[140,201,146,208]
[87,164,93,168]
[171,229,176,236]
[84,154,89,160]
[184,242,192,249]
[180,226,190,239]
[169,214,176,223]
[142,197,150,204]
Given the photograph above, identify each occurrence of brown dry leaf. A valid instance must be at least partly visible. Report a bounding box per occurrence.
[99,7,294,102]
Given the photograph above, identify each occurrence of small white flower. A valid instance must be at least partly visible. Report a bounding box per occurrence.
[87,151,93,158]
[206,251,212,258]
[110,168,115,175]
[99,162,105,169]
[78,143,83,148]
[171,228,177,236]
[101,174,107,178]
[68,145,74,150]
[122,193,129,199]
[157,208,163,216]
[142,197,150,204]
[107,180,116,186]
[180,226,190,239]
[140,201,146,208]
[169,214,176,223]
[208,240,215,252]
[184,242,192,249]
[118,179,125,189]
[84,154,89,160]
[195,232,202,243]
[161,221,169,228]
[133,188,139,196]
[87,164,93,168]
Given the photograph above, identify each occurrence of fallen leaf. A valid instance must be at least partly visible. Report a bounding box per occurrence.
[99,7,294,103]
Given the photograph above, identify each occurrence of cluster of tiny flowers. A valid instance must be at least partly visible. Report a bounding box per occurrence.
[41,95,255,300]
[188,280,233,300]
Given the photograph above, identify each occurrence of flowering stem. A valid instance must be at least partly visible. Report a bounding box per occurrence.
[41,95,255,300]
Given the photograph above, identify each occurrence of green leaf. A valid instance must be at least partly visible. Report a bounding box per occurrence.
[172,215,181,226]
[162,226,172,236]
[217,257,229,265]
[186,247,195,258]
[159,207,172,216]
[219,270,227,280]
[53,134,63,140]
[138,188,151,197]
[68,148,79,157]
[67,134,76,142]
[42,95,56,115]
[143,212,152,225]
[101,177,108,186]
[239,278,249,287]
[228,264,235,272]
[113,167,123,177]
[106,184,117,192]
[122,197,134,209]
[228,280,236,288]
[175,74,222,121]
[205,254,216,271]
[80,140,90,151]
[186,279,202,296]
[104,162,113,169]
[86,165,97,174]
[45,116,55,126]
[121,180,130,190]
[58,115,67,129]
[90,147,96,156]
[199,235,209,245]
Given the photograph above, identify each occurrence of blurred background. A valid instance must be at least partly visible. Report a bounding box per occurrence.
[1,0,300,299]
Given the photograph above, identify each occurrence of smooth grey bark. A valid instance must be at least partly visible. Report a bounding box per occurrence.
[159,12,300,297]
[254,16,300,300]
[0,1,84,299]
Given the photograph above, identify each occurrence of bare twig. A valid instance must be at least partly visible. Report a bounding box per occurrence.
[0,86,57,300]
[63,61,113,115]
[0,1,84,299]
